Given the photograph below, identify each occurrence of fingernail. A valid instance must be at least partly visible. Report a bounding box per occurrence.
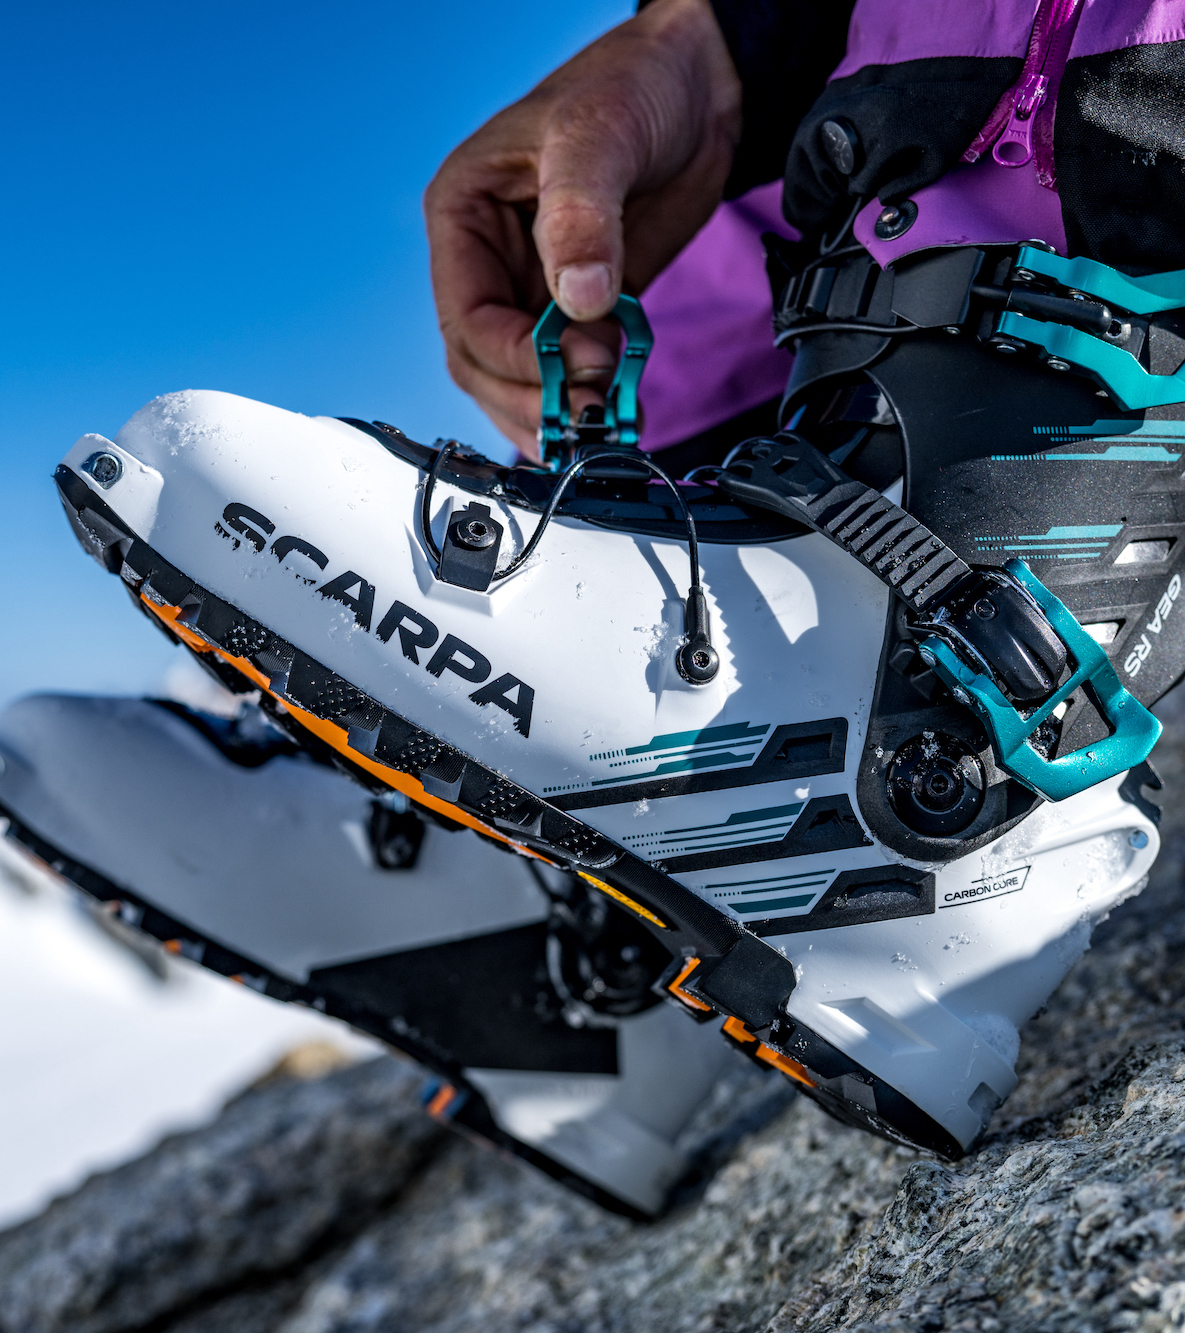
[556,263,613,320]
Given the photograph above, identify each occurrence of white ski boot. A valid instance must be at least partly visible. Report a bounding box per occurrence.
[50,257,1177,1156]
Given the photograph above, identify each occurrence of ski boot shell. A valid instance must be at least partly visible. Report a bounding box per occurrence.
[54,389,1163,1157]
[0,693,735,1217]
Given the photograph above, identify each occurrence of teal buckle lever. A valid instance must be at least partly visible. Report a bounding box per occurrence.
[919,559,1162,802]
[532,294,654,468]
[997,246,1185,411]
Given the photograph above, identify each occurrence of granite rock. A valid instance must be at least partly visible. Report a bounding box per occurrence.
[0,1057,444,1333]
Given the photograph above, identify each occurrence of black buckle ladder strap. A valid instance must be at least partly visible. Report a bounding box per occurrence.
[718,434,970,614]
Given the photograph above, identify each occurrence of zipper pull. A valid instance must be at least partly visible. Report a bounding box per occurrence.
[993,73,1049,168]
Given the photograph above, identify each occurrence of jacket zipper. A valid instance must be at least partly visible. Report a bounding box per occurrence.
[962,0,1085,187]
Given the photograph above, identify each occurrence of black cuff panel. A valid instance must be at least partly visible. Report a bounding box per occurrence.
[709,0,856,199]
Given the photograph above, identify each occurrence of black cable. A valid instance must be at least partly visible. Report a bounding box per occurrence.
[420,443,703,592]
[420,443,716,682]
[794,243,865,284]
[818,195,866,257]
[681,464,724,484]
[419,438,459,567]
[492,450,702,588]
[781,319,923,339]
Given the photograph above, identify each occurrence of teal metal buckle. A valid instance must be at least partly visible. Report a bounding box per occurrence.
[919,559,1161,802]
[532,294,654,468]
[997,246,1185,411]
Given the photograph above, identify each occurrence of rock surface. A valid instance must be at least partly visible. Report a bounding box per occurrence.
[4,693,1185,1332]
[0,1059,443,1333]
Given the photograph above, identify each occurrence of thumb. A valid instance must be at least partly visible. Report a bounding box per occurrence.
[533,117,632,322]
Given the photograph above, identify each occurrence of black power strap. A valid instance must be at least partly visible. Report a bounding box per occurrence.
[717,434,1068,702]
[718,434,969,613]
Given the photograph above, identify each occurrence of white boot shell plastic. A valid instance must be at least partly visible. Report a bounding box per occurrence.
[53,389,1164,1157]
[780,774,1157,1147]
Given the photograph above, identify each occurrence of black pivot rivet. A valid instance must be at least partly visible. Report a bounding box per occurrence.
[973,598,997,620]
[820,117,862,176]
[455,517,496,550]
[83,451,123,488]
[677,640,720,685]
[873,199,918,241]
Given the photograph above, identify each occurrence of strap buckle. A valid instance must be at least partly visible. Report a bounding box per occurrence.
[532,295,653,469]
[993,245,1185,410]
[919,559,1161,801]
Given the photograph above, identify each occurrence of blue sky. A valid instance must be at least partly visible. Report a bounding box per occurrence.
[0,0,632,709]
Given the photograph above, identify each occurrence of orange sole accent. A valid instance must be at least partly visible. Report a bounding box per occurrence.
[722,1016,816,1089]
[576,871,668,930]
[426,1084,458,1119]
[666,955,712,1012]
[142,597,550,860]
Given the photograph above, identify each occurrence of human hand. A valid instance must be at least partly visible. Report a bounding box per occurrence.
[424,0,741,455]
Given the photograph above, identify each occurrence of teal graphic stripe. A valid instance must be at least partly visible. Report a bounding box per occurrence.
[626,803,804,857]
[590,750,756,786]
[976,548,1105,560]
[1001,544,1104,553]
[733,880,829,894]
[1017,525,1123,539]
[665,833,797,852]
[628,822,802,852]
[729,894,816,914]
[590,721,769,763]
[1034,419,1185,437]
[664,804,802,836]
[602,739,760,769]
[993,419,1185,462]
[631,826,799,850]
[709,869,836,890]
[974,525,1121,541]
[992,446,1182,462]
[974,522,1120,562]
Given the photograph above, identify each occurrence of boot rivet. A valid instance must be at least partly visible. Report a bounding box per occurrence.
[874,200,918,240]
[83,451,123,488]
[456,518,496,550]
